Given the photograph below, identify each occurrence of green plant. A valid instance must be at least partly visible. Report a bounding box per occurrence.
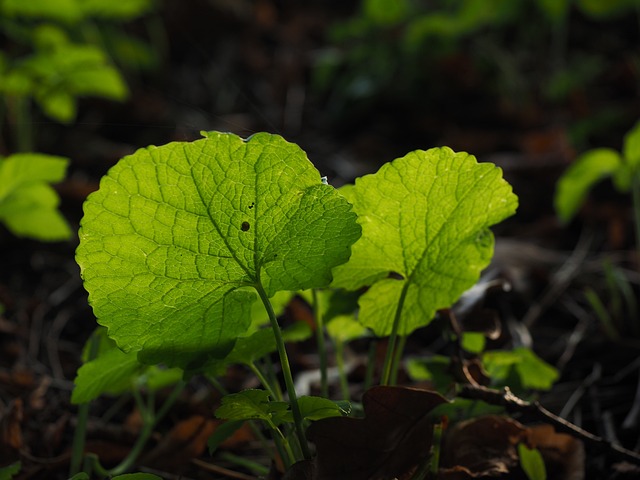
[0,0,159,152]
[556,121,640,341]
[555,120,640,226]
[73,131,527,475]
[314,0,639,129]
[0,152,71,241]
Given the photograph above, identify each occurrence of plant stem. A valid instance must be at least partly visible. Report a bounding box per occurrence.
[381,283,410,385]
[69,333,101,476]
[12,96,33,152]
[255,283,311,460]
[364,340,377,391]
[389,335,407,385]
[107,380,186,476]
[335,339,350,401]
[248,362,279,400]
[312,289,329,397]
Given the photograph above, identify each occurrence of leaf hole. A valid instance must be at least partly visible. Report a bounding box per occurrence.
[248,202,255,209]
[241,221,250,232]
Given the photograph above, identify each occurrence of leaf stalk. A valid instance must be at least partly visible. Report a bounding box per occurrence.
[381,282,410,385]
[255,283,312,460]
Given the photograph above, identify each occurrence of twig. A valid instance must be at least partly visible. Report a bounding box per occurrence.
[458,384,640,464]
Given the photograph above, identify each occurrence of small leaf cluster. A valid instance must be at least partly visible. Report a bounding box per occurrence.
[0,153,71,241]
[0,0,157,143]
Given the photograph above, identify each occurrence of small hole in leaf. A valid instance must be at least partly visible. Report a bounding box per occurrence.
[241,221,250,232]
[388,271,404,281]
[248,202,255,209]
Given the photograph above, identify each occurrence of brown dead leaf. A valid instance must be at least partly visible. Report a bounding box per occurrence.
[304,385,448,480]
[440,415,528,478]
[141,415,217,468]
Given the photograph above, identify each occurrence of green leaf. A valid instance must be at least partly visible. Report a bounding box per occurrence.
[461,331,485,353]
[0,0,82,22]
[224,328,276,366]
[623,120,640,169]
[0,461,21,480]
[73,328,181,403]
[405,356,454,393]
[297,396,344,421]
[215,389,289,429]
[332,147,517,336]
[77,132,360,369]
[518,443,547,480]
[554,148,623,222]
[326,314,368,343]
[0,153,71,241]
[483,347,559,391]
[218,321,310,369]
[11,42,128,122]
[72,342,141,404]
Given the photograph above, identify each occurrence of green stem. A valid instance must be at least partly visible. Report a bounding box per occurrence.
[312,289,329,397]
[107,380,186,476]
[69,334,101,476]
[364,340,377,391]
[389,335,407,385]
[255,283,311,460]
[335,339,350,401]
[381,283,410,385]
[13,96,32,152]
[248,362,279,400]
[263,356,285,401]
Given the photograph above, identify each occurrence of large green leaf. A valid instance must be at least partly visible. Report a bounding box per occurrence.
[0,153,71,241]
[332,147,517,336]
[77,132,360,369]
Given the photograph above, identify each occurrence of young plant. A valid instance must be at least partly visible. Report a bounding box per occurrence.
[76,131,362,461]
[555,120,640,227]
[331,147,518,384]
[0,152,71,241]
[75,131,519,474]
[0,0,158,151]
